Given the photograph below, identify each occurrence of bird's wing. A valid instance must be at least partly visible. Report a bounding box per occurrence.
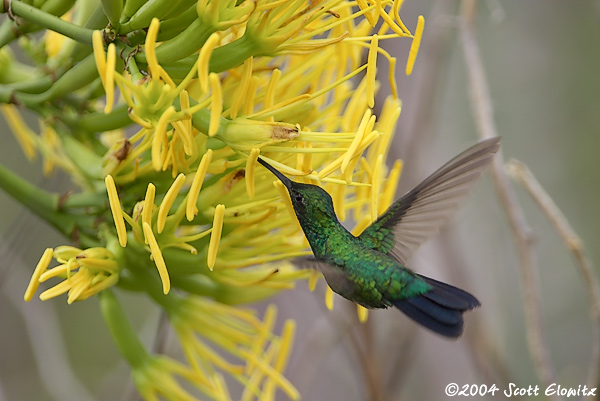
[292,256,357,296]
[359,137,500,264]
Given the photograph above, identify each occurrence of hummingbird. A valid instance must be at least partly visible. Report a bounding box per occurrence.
[257,137,500,338]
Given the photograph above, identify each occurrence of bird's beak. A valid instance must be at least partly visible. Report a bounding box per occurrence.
[257,157,293,189]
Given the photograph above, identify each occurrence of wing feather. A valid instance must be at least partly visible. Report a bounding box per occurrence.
[360,137,500,264]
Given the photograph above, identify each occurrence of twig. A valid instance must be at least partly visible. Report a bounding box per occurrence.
[356,314,384,401]
[121,310,171,401]
[458,1,561,399]
[507,159,600,400]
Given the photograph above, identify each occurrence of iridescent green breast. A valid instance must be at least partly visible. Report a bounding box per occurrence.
[319,236,431,309]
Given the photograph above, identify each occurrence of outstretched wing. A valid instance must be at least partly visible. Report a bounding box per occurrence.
[359,137,500,264]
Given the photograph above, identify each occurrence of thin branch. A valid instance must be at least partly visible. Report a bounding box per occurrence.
[507,159,600,400]
[458,1,561,399]
[356,315,384,401]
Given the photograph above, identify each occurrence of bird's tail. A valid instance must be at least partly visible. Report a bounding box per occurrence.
[393,275,480,338]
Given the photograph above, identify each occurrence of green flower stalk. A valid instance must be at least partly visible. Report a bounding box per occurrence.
[0,0,425,399]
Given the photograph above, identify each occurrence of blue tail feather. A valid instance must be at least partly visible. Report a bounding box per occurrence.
[393,275,480,338]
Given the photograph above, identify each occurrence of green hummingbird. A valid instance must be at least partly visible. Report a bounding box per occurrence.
[257,137,500,338]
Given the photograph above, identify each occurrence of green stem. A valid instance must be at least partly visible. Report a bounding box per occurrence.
[190,104,226,137]
[61,191,108,208]
[134,18,213,64]
[208,33,263,73]
[60,135,104,180]
[4,0,95,45]
[118,240,182,311]
[0,163,77,236]
[140,31,266,80]
[13,55,99,106]
[75,104,132,132]
[2,76,54,94]
[99,289,150,368]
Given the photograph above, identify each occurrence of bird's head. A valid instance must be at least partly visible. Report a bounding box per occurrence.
[257,157,336,221]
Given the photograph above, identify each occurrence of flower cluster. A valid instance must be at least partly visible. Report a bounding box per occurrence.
[0,0,424,399]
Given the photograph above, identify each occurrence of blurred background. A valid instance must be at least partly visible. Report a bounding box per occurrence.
[2,1,600,400]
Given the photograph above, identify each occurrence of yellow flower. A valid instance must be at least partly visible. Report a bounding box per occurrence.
[6,0,427,399]
[133,355,214,401]
[26,246,120,304]
[88,7,417,315]
[171,299,299,400]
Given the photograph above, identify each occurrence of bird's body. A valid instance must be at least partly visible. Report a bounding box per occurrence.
[257,137,500,338]
[292,198,427,309]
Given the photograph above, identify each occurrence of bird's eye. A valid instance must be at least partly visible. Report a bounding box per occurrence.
[294,193,304,203]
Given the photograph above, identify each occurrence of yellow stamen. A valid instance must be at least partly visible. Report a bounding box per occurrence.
[341,109,371,174]
[78,273,118,301]
[208,73,222,137]
[207,204,225,270]
[245,304,277,375]
[39,264,67,282]
[406,15,425,76]
[380,159,403,213]
[276,320,295,371]
[264,69,282,121]
[325,286,335,310]
[211,373,230,400]
[151,106,176,170]
[392,0,411,35]
[129,112,153,129]
[67,272,91,304]
[40,125,60,175]
[246,93,313,120]
[24,248,53,301]
[229,57,253,119]
[0,105,36,161]
[245,148,260,199]
[273,181,297,225]
[146,18,162,81]
[53,246,81,262]
[142,183,156,231]
[39,278,71,301]
[352,215,372,236]
[388,56,398,98]
[198,32,220,93]
[366,34,378,108]
[376,0,409,38]
[318,133,381,180]
[240,350,300,400]
[243,76,260,116]
[373,97,402,160]
[356,0,376,26]
[104,43,116,113]
[259,156,307,177]
[92,30,106,86]
[186,149,213,221]
[142,222,170,294]
[178,91,193,153]
[371,154,383,220]
[157,173,186,233]
[357,305,369,323]
[105,175,127,247]
[332,183,346,221]
[77,257,118,271]
[263,319,296,399]
[308,270,320,291]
